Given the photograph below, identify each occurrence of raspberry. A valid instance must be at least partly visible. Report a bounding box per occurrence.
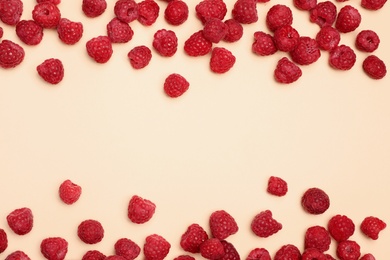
[210,47,236,74]
[37,58,64,84]
[174,256,195,260]
[32,2,61,28]
[16,20,43,45]
[360,254,375,260]
[203,18,228,43]
[309,1,337,27]
[0,228,7,253]
[5,251,31,260]
[82,250,106,260]
[115,238,141,260]
[273,25,300,52]
[355,30,380,52]
[362,55,387,79]
[266,4,293,32]
[324,254,336,260]
[223,19,243,42]
[6,207,33,235]
[274,57,302,84]
[304,225,331,252]
[315,25,340,51]
[301,187,330,214]
[107,18,134,43]
[128,45,152,69]
[40,237,68,260]
[290,37,321,65]
[114,0,138,23]
[195,0,227,24]
[164,73,189,98]
[251,210,282,238]
[153,29,178,57]
[301,248,327,260]
[335,5,361,33]
[86,36,113,63]
[329,44,356,70]
[360,216,386,240]
[37,0,61,4]
[209,210,239,239]
[361,0,387,9]
[184,30,212,57]
[293,0,317,11]
[246,248,271,260]
[82,0,107,18]
[77,219,104,244]
[199,238,225,260]
[105,256,127,260]
[328,214,355,242]
[58,179,82,204]
[274,244,301,260]
[143,234,171,260]
[267,176,288,196]
[164,0,189,26]
[221,240,240,260]
[252,31,277,56]
[336,240,361,260]
[231,0,258,24]
[56,18,83,45]
[0,0,23,25]
[137,0,159,26]
[180,223,209,253]
[0,39,25,69]
[0,27,3,39]
[127,195,156,223]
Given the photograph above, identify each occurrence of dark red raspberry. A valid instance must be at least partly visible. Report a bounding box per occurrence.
[290,36,321,65]
[77,219,104,244]
[324,254,336,260]
[195,0,227,24]
[164,73,189,98]
[304,225,331,252]
[232,0,258,24]
[184,30,212,57]
[0,0,23,25]
[246,248,271,260]
[32,2,61,28]
[106,17,134,43]
[6,207,33,235]
[328,214,355,242]
[0,228,7,253]
[329,44,356,70]
[361,0,387,9]
[153,29,178,57]
[252,31,277,56]
[37,0,61,4]
[223,19,243,42]
[57,18,83,45]
[267,176,288,196]
[266,4,293,32]
[273,25,300,52]
[58,179,82,204]
[221,240,240,260]
[362,55,387,79]
[355,30,380,52]
[310,1,337,27]
[180,223,209,253]
[360,254,375,260]
[82,250,106,260]
[0,27,3,39]
[251,210,282,237]
[203,18,228,43]
[86,36,113,63]
[274,57,302,84]
[115,238,141,260]
[301,248,327,260]
[199,238,225,260]
[37,58,64,84]
[128,45,152,69]
[360,216,386,240]
[336,240,361,260]
[127,195,156,223]
[5,251,31,260]
[137,0,159,26]
[315,25,340,51]
[173,256,195,260]
[274,244,301,260]
[293,0,317,11]
[0,39,25,68]
[105,256,127,260]
[143,234,171,260]
[335,5,361,33]
[209,210,238,239]
[40,237,68,260]
[82,0,107,18]
[114,0,138,23]
[164,0,188,26]
[210,47,236,74]
[16,20,43,45]
[301,187,330,214]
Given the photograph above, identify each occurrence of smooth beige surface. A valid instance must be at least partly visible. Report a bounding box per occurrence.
[1,0,389,259]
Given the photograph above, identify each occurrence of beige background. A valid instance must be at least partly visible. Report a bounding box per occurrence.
[1,0,389,259]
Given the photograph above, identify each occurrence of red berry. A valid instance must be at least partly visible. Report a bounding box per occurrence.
[107,17,134,43]
[137,0,159,26]
[309,1,337,28]
[5,251,31,260]
[0,39,25,69]
[360,254,376,260]
[336,240,361,260]
[315,25,340,51]
[0,0,23,25]
[0,27,3,39]
[199,238,225,260]
[251,210,282,238]
[274,244,301,260]
[252,31,277,56]
[362,55,387,79]
[37,58,64,85]
[180,223,209,253]
[77,219,104,244]
[246,248,271,260]
[335,5,361,33]
[153,29,178,57]
[58,179,82,204]
[195,0,227,24]
[115,238,141,260]
[164,0,189,26]
[328,214,355,242]
[105,256,127,260]
[329,44,356,70]
[82,0,107,18]
[304,225,331,252]
[86,35,113,63]
[40,237,68,260]
[221,240,240,260]
[301,248,327,260]
[361,0,387,10]
[355,30,380,52]
[223,19,243,42]
[301,187,330,214]
[143,234,171,260]
[174,256,195,260]
[0,228,7,253]
[324,254,336,260]
[6,207,33,235]
[32,2,61,28]
[203,18,228,43]
[37,0,61,4]
[184,30,212,57]
[274,57,302,84]
[290,37,321,65]
[360,216,386,240]
[266,4,293,32]
[114,0,138,23]
[164,73,189,98]
[16,20,43,45]
[232,0,258,24]
[82,250,106,260]
[57,18,83,45]
[209,210,239,240]
[210,47,236,74]
[293,0,317,11]
[267,176,288,196]
[128,45,152,69]
[127,195,156,223]
[273,25,300,52]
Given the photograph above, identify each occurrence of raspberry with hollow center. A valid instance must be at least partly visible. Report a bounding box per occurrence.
[7,207,33,235]
[164,73,190,98]
[309,1,337,28]
[107,17,134,43]
[335,5,361,33]
[32,2,61,28]
[164,0,189,26]
[0,0,23,25]
[82,0,107,18]
[355,30,380,52]
[180,223,209,253]
[137,0,159,26]
[290,36,321,66]
[273,25,300,52]
[128,45,152,69]
[37,58,64,85]
[114,0,138,23]
[77,219,104,244]
[0,39,25,69]
[301,187,330,214]
[252,31,277,56]
[328,214,355,242]
[86,35,113,63]
[266,4,293,32]
[16,20,44,46]
[143,234,171,260]
[362,55,387,79]
[57,18,83,45]
[209,210,239,240]
[153,29,178,57]
[210,47,236,74]
[40,237,68,260]
[58,179,82,204]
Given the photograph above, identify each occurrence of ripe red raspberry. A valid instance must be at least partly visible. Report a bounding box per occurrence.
[251,210,282,238]
[232,0,258,24]
[137,0,159,26]
[164,0,188,26]
[246,248,271,260]
[221,240,240,260]
[274,57,302,84]
[290,37,321,66]
[335,5,361,33]
[304,225,331,252]
[58,179,82,204]
[267,176,288,196]
[57,18,83,45]
[360,254,375,260]
[210,47,236,74]
[203,18,228,43]
[361,0,387,9]
[355,30,380,52]
[127,195,156,223]
[82,250,106,260]
[324,254,336,260]
[0,228,7,253]
[274,244,301,260]
[293,0,317,11]
[174,256,195,260]
[37,58,64,84]
[6,207,33,235]
[329,44,356,70]
[114,0,138,23]
[0,39,25,69]
[301,248,327,260]
[195,0,227,24]
[32,2,61,28]
[315,25,340,51]
[37,0,61,4]
[266,4,293,32]
[143,234,171,260]
[336,240,361,260]
[273,25,300,52]
[5,251,31,260]
[16,20,43,45]
[164,73,189,98]
[184,30,212,57]
[362,55,387,79]
[107,18,134,43]
[115,238,141,260]
[223,19,243,42]
[252,31,277,56]
[199,238,225,260]
[0,0,23,25]
[301,187,330,214]
[86,36,113,63]
[0,27,3,39]
[180,223,209,253]
[328,214,355,242]
[82,0,107,18]
[40,237,68,260]
[360,216,386,240]
[77,219,104,244]
[310,1,337,28]
[209,210,239,239]
[153,29,178,57]
[128,45,152,69]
